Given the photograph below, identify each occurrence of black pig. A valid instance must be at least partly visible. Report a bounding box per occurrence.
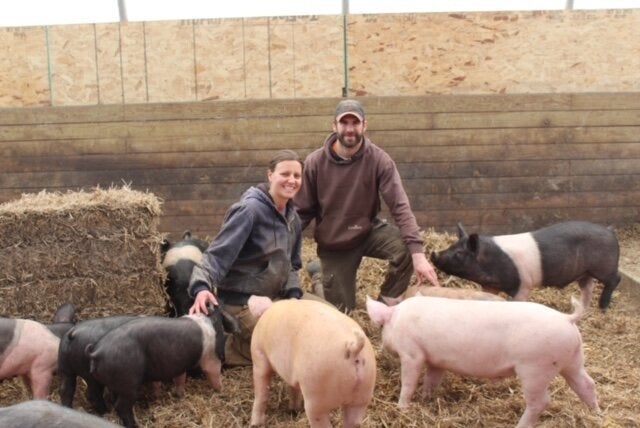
[58,315,139,414]
[85,305,235,428]
[161,230,208,317]
[430,221,620,309]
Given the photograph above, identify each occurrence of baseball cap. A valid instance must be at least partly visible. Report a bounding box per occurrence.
[335,99,365,122]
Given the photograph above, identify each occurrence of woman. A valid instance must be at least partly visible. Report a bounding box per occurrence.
[188,149,322,366]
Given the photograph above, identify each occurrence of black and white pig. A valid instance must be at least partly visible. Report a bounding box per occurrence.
[161,230,209,317]
[0,400,120,428]
[85,304,235,428]
[58,315,139,414]
[430,221,621,309]
[0,302,76,399]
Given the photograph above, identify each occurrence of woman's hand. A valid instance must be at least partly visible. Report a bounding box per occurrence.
[188,290,218,315]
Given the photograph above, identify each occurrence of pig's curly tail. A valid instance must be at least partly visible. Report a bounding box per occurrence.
[567,295,585,324]
[344,330,366,359]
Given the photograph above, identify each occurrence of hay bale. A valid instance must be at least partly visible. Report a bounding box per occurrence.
[0,186,166,320]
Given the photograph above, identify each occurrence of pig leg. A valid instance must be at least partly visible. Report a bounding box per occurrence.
[398,354,425,407]
[250,357,273,427]
[59,372,76,408]
[114,392,138,428]
[597,271,620,309]
[85,378,108,415]
[515,370,555,428]
[422,366,445,399]
[288,385,303,412]
[200,358,222,392]
[28,370,53,399]
[577,277,595,309]
[172,374,186,397]
[303,402,332,428]
[342,404,367,428]
[561,366,600,412]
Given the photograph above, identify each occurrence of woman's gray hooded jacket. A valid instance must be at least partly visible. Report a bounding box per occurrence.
[188,183,302,305]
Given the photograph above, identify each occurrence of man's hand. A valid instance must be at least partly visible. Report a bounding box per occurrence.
[188,290,218,315]
[412,252,440,287]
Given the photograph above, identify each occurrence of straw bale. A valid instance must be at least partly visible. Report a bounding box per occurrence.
[1,227,639,427]
[0,186,167,321]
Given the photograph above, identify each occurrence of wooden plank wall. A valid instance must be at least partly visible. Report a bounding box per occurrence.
[1,93,638,240]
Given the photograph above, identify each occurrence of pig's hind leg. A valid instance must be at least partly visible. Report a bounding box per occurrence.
[422,366,445,399]
[342,404,368,428]
[561,365,600,412]
[250,356,273,427]
[397,353,426,407]
[515,368,556,428]
[577,277,595,310]
[596,271,621,310]
[287,384,303,412]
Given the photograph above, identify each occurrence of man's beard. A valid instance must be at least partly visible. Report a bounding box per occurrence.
[337,132,363,149]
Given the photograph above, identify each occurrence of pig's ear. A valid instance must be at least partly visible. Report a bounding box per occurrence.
[365,296,392,326]
[182,230,192,240]
[456,222,468,238]
[160,238,171,254]
[52,301,75,324]
[467,234,480,254]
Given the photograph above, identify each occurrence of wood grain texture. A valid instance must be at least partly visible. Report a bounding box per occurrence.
[0,94,638,240]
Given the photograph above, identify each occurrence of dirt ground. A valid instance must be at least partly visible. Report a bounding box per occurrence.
[1,224,639,427]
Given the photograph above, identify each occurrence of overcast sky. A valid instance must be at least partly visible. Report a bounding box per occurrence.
[1,0,639,28]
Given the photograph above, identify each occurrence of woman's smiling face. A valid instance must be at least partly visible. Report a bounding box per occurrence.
[268,159,302,208]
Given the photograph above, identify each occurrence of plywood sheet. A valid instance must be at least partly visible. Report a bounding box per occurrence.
[0,27,49,107]
[144,21,195,102]
[49,24,98,105]
[347,9,640,95]
[194,19,246,100]
[95,23,123,104]
[120,22,147,103]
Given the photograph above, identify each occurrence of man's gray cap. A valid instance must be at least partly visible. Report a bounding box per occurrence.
[335,99,365,122]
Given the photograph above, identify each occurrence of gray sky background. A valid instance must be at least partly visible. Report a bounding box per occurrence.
[1,0,639,28]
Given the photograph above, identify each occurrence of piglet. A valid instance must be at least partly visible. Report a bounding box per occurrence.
[249,299,376,428]
[0,400,120,428]
[86,305,231,428]
[58,315,139,414]
[430,221,620,309]
[366,295,600,428]
[161,230,208,317]
[0,302,75,399]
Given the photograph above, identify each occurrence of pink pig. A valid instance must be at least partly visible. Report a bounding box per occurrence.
[249,299,376,428]
[366,295,600,428]
[0,319,62,399]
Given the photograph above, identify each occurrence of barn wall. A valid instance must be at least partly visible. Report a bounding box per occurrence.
[1,94,638,239]
[0,9,639,107]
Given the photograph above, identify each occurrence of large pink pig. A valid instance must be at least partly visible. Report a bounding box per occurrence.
[249,299,376,428]
[366,295,600,428]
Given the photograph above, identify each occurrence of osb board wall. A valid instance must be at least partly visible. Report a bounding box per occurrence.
[0,9,638,108]
[0,94,638,240]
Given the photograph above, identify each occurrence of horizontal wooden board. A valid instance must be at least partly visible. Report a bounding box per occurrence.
[2,94,639,237]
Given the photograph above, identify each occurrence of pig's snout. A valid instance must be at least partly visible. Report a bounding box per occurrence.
[430,251,440,263]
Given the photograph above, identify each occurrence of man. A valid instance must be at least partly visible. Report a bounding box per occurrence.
[295,99,440,311]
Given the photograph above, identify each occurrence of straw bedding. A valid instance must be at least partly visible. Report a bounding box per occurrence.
[0,196,638,427]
